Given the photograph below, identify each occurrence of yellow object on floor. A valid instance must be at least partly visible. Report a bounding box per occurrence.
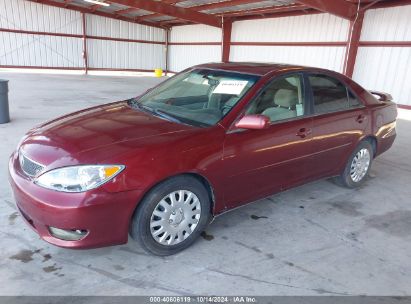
[154,69,163,77]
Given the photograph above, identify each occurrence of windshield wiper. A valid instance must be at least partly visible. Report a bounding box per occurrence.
[129,99,155,114]
[153,109,182,124]
[128,99,182,124]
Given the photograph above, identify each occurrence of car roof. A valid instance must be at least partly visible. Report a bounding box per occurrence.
[193,62,313,76]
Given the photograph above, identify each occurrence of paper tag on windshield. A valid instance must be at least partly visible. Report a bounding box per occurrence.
[213,80,248,95]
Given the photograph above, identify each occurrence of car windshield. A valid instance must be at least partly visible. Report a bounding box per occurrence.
[130,69,260,127]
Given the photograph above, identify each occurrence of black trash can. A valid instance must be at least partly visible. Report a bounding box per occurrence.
[0,79,10,124]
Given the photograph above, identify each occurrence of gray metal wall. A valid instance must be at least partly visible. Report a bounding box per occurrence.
[0,0,83,69]
[85,15,165,71]
[0,0,166,71]
[353,5,411,106]
[168,14,350,73]
[1,0,410,106]
[230,13,349,73]
[169,24,222,72]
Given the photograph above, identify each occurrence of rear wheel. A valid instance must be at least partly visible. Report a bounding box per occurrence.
[130,176,211,256]
[335,141,373,188]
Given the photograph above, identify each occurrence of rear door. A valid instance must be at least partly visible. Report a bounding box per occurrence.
[222,73,314,209]
[306,73,368,178]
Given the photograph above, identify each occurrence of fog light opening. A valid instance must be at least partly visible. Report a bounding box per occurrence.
[48,227,88,241]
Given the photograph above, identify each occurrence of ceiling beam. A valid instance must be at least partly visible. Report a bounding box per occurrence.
[88,4,102,12]
[142,1,309,24]
[29,0,166,29]
[231,8,320,22]
[360,0,383,11]
[160,19,192,26]
[370,0,411,9]
[123,0,186,20]
[139,0,265,21]
[161,3,312,25]
[162,0,184,3]
[190,0,269,11]
[114,7,139,15]
[135,0,185,21]
[296,0,358,20]
[215,4,311,18]
[108,0,221,27]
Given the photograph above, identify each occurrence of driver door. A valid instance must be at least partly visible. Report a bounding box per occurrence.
[222,73,314,209]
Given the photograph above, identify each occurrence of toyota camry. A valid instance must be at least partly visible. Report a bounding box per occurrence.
[9,62,397,255]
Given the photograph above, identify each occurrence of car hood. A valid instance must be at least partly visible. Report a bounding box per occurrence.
[19,101,194,166]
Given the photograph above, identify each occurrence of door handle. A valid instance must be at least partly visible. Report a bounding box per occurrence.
[296,128,312,139]
[356,114,366,123]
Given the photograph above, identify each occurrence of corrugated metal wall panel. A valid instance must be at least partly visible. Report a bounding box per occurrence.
[361,5,411,41]
[169,45,221,72]
[87,39,164,70]
[228,13,349,73]
[231,45,346,72]
[85,15,166,70]
[170,24,222,42]
[231,14,349,42]
[0,0,165,71]
[0,0,82,34]
[169,25,221,72]
[86,14,164,42]
[353,47,411,105]
[352,5,411,106]
[0,31,83,67]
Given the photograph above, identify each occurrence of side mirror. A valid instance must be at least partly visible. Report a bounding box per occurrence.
[235,114,270,130]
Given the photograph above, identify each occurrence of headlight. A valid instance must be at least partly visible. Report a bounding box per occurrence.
[35,165,125,192]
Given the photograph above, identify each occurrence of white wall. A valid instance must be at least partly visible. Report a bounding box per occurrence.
[0,0,83,68]
[86,15,165,71]
[353,5,411,106]
[231,13,349,43]
[0,0,166,71]
[231,46,347,73]
[2,0,410,107]
[168,9,411,107]
[169,24,221,72]
[230,14,350,73]
[168,15,350,73]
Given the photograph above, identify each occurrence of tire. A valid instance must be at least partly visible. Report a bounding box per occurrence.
[334,140,374,188]
[130,176,211,256]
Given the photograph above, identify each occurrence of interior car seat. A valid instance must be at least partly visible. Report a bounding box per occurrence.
[262,89,298,121]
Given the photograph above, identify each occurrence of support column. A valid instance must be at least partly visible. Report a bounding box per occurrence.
[165,28,170,76]
[343,11,364,78]
[222,18,232,63]
[82,13,89,75]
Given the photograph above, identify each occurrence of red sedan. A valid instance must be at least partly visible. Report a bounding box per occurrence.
[9,63,397,255]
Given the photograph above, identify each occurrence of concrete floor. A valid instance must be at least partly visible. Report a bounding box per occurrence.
[0,71,411,296]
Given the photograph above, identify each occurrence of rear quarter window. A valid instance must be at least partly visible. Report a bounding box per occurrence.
[348,90,362,108]
[309,75,349,114]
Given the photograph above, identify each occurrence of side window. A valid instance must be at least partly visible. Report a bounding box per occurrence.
[309,75,349,114]
[246,74,305,123]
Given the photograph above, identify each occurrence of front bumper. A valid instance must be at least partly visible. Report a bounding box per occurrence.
[8,152,143,249]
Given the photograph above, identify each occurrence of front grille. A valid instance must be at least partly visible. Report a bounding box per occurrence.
[19,151,45,177]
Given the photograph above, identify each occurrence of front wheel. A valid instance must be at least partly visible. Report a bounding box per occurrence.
[130,176,211,256]
[335,140,374,188]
